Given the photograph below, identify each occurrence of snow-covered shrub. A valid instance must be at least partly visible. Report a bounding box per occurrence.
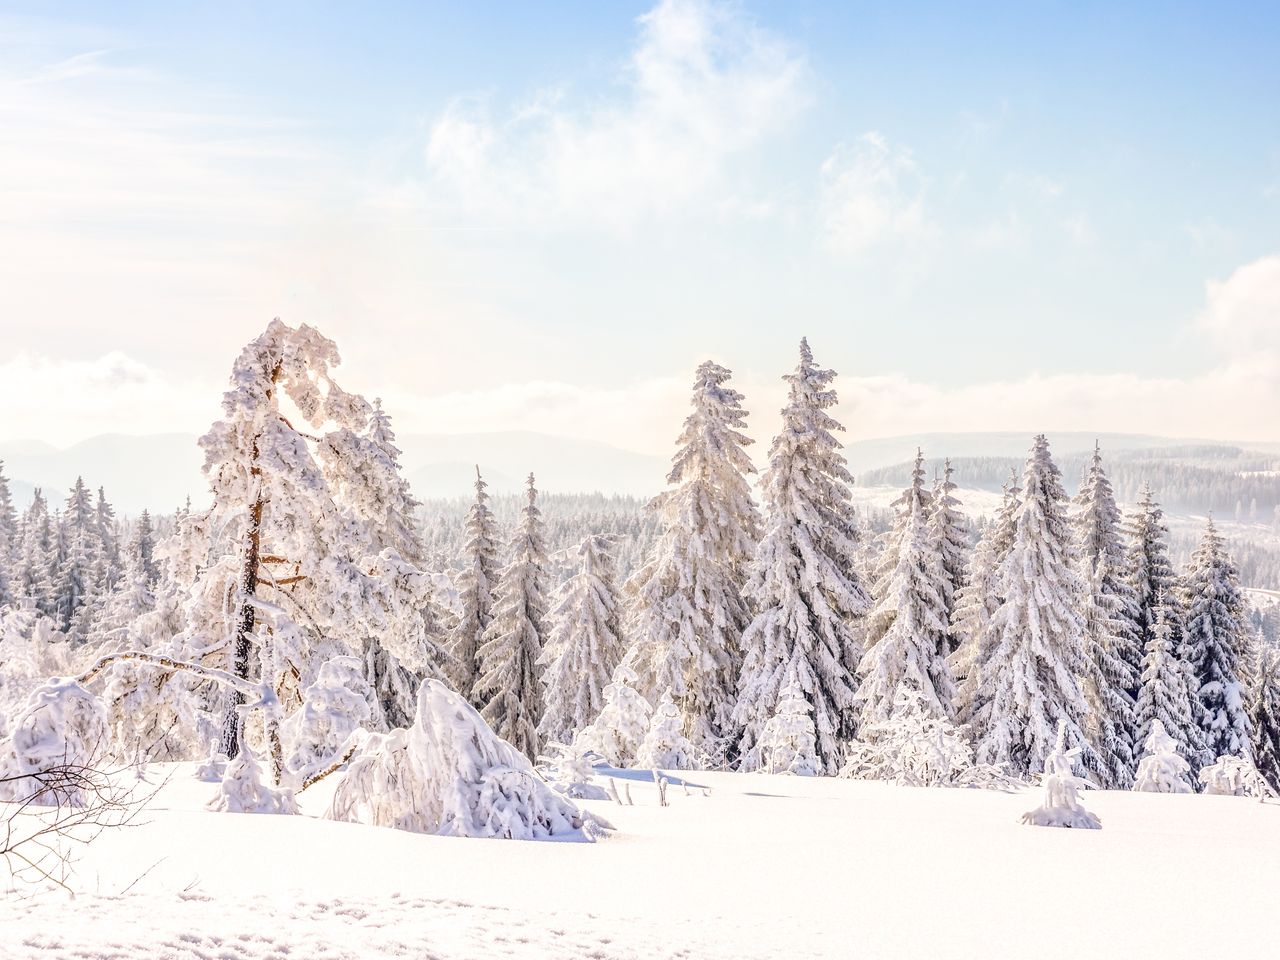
[1133,719,1194,794]
[756,674,819,776]
[537,741,609,801]
[1197,755,1277,799]
[329,679,591,840]
[841,688,975,787]
[1021,725,1102,829]
[576,660,651,767]
[0,604,83,721]
[636,691,699,771]
[193,743,228,783]
[281,656,373,778]
[207,740,298,815]
[101,659,214,764]
[0,678,109,807]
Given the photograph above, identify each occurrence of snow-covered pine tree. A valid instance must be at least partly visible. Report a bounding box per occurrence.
[626,361,761,754]
[952,470,1020,716]
[855,450,954,729]
[133,509,158,586]
[636,689,699,770]
[1126,485,1182,688]
[756,663,820,776]
[448,467,500,707]
[734,339,869,774]
[1248,641,1280,793]
[971,435,1097,778]
[1135,598,1207,772]
[928,458,969,652]
[474,473,550,758]
[1132,718,1194,793]
[94,485,120,592]
[578,658,652,767]
[1072,442,1141,787]
[1182,518,1252,761]
[539,534,625,746]
[0,461,18,606]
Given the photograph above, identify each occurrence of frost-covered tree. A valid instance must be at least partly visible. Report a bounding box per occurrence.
[448,468,500,707]
[627,361,761,753]
[970,436,1097,778]
[1072,443,1141,787]
[952,471,1019,714]
[1135,600,1207,771]
[475,473,550,758]
[16,491,57,619]
[1126,486,1183,686]
[133,509,158,586]
[1020,724,1102,829]
[856,452,953,729]
[636,690,699,770]
[928,458,969,650]
[1248,643,1280,793]
[578,658,651,767]
[1182,518,1252,761]
[1132,718,1193,793]
[841,687,977,787]
[0,461,16,607]
[756,666,819,776]
[734,339,869,774]
[539,534,625,746]
[93,486,119,592]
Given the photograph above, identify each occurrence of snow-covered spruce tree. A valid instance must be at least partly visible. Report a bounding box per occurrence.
[474,473,550,758]
[1181,518,1252,761]
[952,471,1020,716]
[626,361,761,754]
[1135,600,1207,771]
[448,467,500,707]
[1248,643,1280,793]
[1021,723,1102,829]
[577,658,651,767]
[1132,718,1194,794]
[636,689,699,770]
[539,534,625,746]
[928,458,969,651]
[756,664,820,776]
[841,687,976,787]
[1126,486,1183,690]
[734,339,869,774]
[1072,442,1141,787]
[856,451,954,730]
[15,491,57,619]
[93,486,120,592]
[0,461,16,607]
[970,436,1098,778]
[133,509,158,586]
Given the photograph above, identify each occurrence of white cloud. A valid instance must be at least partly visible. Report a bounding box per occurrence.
[1197,254,1280,353]
[421,0,808,229]
[818,132,936,258]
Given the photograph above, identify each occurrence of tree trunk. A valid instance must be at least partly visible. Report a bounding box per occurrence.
[220,487,264,757]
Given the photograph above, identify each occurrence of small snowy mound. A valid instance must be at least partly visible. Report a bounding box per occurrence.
[1133,719,1193,794]
[1021,726,1101,829]
[0,677,109,807]
[537,742,609,801]
[329,679,594,840]
[1198,755,1277,798]
[208,743,299,815]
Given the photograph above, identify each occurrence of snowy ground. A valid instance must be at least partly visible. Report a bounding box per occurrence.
[4,765,1280,959]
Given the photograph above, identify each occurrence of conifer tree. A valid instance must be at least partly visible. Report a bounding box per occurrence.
[627,361,761,753]
[448,467,500,707]
[1182,518,1251,760]
[734,339,869,773]
[928,458,968,651]
[133,509,158,586]
[1248,642,1280,793]
[0,461,15,607]
[1135,599,1207,770]
[475,473,550,758]
[856,451,954,729]
[971,436,1097,777]
[1072,443,1141,787]
[1126,486,1182,699]
[17,491,57,619]
[757,663,820,776]
[540,534,625,746]
[579,658,651,767]
[94,485,119,591]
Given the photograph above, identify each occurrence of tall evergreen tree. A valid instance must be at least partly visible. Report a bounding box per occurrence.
[1249,641,1280,794]
[448,467,500,706]
[971,436,1097,777]
[133,509,158,585]
[17,491,57,619]
[540,534,625,746]
[1182,518,1252,760]
[734,339,869,773]
[855,451,954,729]
[627,361,761,751]
[0,460,17,606]
[94,485,120,591]
[928,458,969,651]
[1135,599,1207,771]
[1072,443,1141,787]
[475,473,550,758]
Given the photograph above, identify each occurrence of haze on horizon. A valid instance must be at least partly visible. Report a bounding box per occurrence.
[1,0,1278,455]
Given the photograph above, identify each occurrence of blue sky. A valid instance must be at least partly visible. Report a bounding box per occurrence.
[1,1,1277,450]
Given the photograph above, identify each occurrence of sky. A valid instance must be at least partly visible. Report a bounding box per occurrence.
[1,0,1278,454]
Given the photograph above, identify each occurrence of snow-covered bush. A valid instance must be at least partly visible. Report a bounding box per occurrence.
[281,656,373,778]
[0,678,109,807]
[1021,725,1102,829]
[193,743,228,783]
[207,739,299,815]
[0,604,83,722]
[1197,755,1277,799]
[756,673,819,776]
[329,679,592,840]
[537,741,609,801]
[841,688,975,787]
[1133,719,1193,794]
[636,690,699,771]
[577,660,651,767]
